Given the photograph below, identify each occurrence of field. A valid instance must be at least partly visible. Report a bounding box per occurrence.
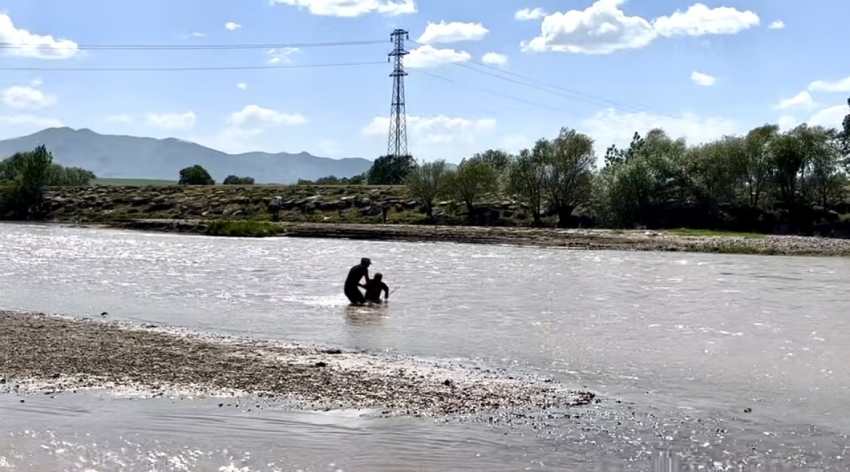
[92,178,177,186]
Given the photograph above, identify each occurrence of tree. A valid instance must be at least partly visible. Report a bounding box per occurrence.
[840,97,850,166]
[507,147,547,226]
[540,128,596,227]
[742,124,779,208]
[223,175,255,185]
[46,165,96,186]
[0,146,54,218]
[367,154,415,185]
[448,157,499,215]
[470,149,511,172]
[405,159,451,219]
[178,165,215,185]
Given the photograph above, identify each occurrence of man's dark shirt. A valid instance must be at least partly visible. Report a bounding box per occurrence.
[345,264,369,290]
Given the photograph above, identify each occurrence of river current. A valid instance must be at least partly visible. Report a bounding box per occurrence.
[1,222,849,470]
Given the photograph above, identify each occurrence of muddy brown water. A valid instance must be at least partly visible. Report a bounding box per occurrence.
[1,222,850,470]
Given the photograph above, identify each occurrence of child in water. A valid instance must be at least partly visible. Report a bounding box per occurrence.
[363,272,390,305]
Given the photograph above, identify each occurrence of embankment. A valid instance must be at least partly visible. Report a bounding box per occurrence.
[19,184,850,256]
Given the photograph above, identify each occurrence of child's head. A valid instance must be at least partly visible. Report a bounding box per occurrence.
[374,272,383,281]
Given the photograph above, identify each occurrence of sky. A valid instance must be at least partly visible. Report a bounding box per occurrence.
[1,0,849,165]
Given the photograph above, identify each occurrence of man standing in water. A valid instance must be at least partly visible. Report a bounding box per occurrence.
[344,257,371,305]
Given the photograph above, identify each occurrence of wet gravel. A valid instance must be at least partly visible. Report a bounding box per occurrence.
[0,311,595,418]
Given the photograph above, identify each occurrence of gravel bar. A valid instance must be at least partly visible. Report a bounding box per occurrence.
[0,311,595,417]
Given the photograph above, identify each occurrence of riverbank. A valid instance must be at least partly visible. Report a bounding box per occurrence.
[59,219,850,257]
[0,311,594,418]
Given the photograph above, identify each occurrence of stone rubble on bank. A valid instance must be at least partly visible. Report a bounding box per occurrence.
[0,311,596,418]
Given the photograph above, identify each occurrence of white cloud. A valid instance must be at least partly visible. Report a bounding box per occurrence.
[768,20,785,30]
[775,91,817,111]
[0,13,79,59]
[581,107,739,154]
[515,8,546,21]
[145,112,197,130]
[481,52,508,67]
[0,114,63,128]
[808,76,850,94]
[520,0,656,54]
[690,71,716,86]
[237,83,248,90]
[105,114,133,123]
[808,105,848,129]
[1,84,57,110]
[267,47,301,64]
[269,0,416,17]
[362,114,497,161]
[521,0,759,54]
[224,105,306,139]
[777,115,798,131]
[225,22,241,31]
[652,3,759,37]
[405,45,470,69]
[191,32,205,37]
[417,21,489,44]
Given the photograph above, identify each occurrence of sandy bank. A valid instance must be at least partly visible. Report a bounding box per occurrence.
[0,311,594,417]
[79,219,850,257]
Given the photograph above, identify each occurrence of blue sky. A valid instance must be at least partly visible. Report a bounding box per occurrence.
[1,0,849,165]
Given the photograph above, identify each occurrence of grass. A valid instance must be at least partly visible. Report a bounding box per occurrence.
[667,228,765,238]
[93,178,177,186]
[204,220,286,237]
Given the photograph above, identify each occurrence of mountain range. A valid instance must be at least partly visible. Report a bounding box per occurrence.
[0,128,373,184]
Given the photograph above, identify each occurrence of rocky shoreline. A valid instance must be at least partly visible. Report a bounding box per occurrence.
[0,311,595,418]
[62,219,850,257]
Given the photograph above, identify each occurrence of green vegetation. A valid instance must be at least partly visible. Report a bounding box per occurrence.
[297,174,366,185]
[93,178,177,186]
[178,165,215,185]
[204,219,285,237]
[223,175,256,185]
[0,146,97,219]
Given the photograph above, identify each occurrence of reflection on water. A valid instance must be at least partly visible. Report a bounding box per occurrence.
[2,222,850,469]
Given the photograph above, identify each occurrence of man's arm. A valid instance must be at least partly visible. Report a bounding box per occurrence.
[383,283,390,299]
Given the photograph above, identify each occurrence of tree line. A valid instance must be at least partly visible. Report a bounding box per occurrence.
[0,146,97,219]
[177,165,255,185]
[361,99,850,232]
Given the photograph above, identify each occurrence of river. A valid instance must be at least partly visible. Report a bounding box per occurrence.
[1,222,849,470]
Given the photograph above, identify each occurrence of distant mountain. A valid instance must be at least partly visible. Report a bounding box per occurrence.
[0,127,373,184]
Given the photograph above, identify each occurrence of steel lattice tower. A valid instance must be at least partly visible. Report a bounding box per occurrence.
[387,29,409,158]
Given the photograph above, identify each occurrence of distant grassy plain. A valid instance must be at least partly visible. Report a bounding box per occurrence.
[92,178,177,186]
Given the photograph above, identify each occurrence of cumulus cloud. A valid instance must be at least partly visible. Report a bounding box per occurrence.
[515,8,546,21]
[269,0,416,17]
[690,71,716,86]
[267,47,300,64]
[521,0,759,54]
[777,115,798,131]
[362,114,497,161]
[237,83,248,90]
[223,105,306,139]
[481,52,508,66]
[225,22,241,31]
[417,21,489,44]
[0,114,63,128]
[808,76,850,94]
[775,91,817,111]
[1,82,57,110]
[145,112,197,130]
[808,105,848,129]
[0,13,79,59]
[405,44,470,69]
[768,20,785,30]
[581,107,740,153]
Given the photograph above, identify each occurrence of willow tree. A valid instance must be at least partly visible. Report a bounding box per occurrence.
[405,159,452,219]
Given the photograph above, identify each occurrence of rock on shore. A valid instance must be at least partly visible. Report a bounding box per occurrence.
[0,311,595,418]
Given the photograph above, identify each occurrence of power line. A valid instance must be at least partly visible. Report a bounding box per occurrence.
[405,39,714,126]
[0,60,386,72]
[0,39,387,51]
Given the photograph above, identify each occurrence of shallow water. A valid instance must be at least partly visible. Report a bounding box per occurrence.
[2,222,850,470]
